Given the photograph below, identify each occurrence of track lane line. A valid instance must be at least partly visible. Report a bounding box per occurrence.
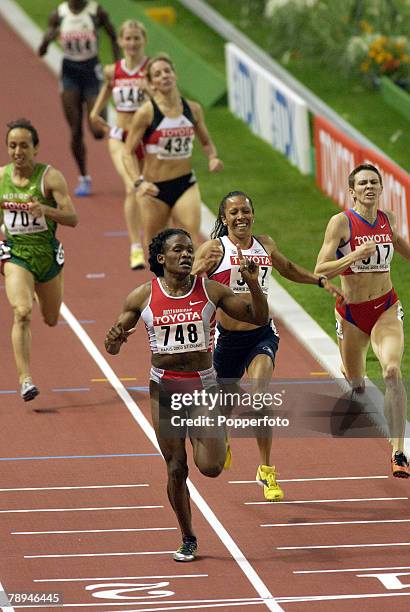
[230,475,388,483]
[261,518,410,527]
[0,578,15,612]
[246,496,408,505]
[59,302,282,611]
[294,565,410,574]
[13,528,177,535]
[0,485,148,492]
[0,506,162,514]
[33,574,209,582]
[277,542,410,550]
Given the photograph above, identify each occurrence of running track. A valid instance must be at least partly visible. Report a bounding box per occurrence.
[0,14,410,612]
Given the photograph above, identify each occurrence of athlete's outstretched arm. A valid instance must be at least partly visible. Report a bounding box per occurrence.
[123,103,151,181]
[191,102,223,173]
[89,65,115,134]
[104,283,150,355]
[315,215,376,278]
[97,5,120,60]
[206,245,268,326]
[38,10,59,56]
[386,211,410,261]
[29,168,78,227]
[192,239,223,276]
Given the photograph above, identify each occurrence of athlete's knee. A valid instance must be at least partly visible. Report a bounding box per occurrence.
[70,124,83,142]
[166,458,188,485]
[13,304,32,324]
[198,462,223,478]
[383,364,401,385]
[43,312,59,327]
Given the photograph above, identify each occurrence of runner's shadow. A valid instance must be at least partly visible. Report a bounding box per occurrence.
[329,390,371,437]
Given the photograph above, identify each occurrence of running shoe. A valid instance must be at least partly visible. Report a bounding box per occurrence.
[391,451,410,478]
[74,176,92,197]
[256,465,284,501]
[130,246,146,270]
[20,379,39,402]
[173,537,198,562]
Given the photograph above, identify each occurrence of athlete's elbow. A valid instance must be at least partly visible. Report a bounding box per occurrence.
[68,214,79,228]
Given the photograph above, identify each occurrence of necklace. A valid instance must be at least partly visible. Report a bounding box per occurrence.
[161,275,192,295]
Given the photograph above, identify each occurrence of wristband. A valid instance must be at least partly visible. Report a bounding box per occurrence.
[318,274,327,288]
[109,126,124,142]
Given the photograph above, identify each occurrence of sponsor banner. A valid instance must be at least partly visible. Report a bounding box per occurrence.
[362,148,410,240]
[314,115,410,240]
[314,115,362,209]
[225,43,311,174]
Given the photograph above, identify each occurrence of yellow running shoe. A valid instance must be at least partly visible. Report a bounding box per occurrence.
[130,246,146,270]
[256,465,284,501]
[223,442,232,470]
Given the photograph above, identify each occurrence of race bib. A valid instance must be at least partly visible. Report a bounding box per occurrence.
[157,135,193,160]
[229,264,270,294]
[115,86,145,111]
[3,205,47,235]
[61,33,98,61]
[350,243,394,273]
[154,321,206,353]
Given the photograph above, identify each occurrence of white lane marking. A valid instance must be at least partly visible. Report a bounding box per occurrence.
[262,519,410,527]
[2,598,275,609]
[275,592,410,603]
[0,484,148,492]
[7,593,410,609]
[25,551,175,559]
[0,505,162,514]
[60,301,281,611]
[295,565,410,574]
[246,496,408,505]
[230,476,388,484]
[34,574,208,582]
[13,527,177,535]
[278,542,410,550]
[0,577,15,612]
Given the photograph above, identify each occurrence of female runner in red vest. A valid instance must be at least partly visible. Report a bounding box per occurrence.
[315,163,410,478]
[105,228,268,562]
[90,20,149,270]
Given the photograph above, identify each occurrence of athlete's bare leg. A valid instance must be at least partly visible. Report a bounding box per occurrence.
[61,89,86,176]
[108,139,142,245]
[140,195,170,251]
[172,183,201,248]
[335,310,369,393]
[150,382,225,538]
[371,302,406,454]
[150,382,195,538]
[4,263,35,383]
[35,271,64,327]
[84,95,106,140]
[247,354,274,465]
